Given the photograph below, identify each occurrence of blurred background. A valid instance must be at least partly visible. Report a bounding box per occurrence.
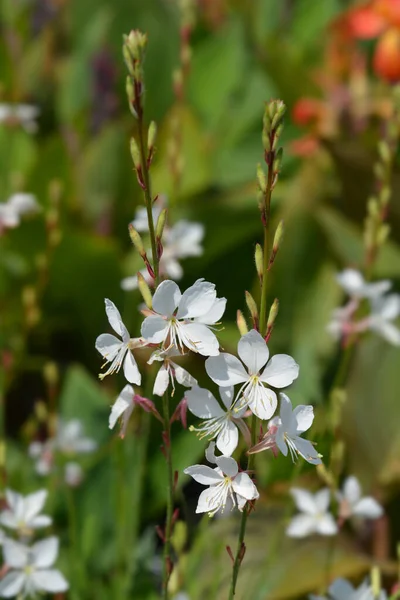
[1,0,400,598]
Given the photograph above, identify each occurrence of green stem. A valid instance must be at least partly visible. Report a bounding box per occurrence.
[161,389,174,600]
[137,114,159,285]
[259,171,273,335]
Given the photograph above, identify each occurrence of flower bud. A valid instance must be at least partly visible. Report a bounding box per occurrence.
[43,362,59,388]
[147,121,157,152]
[156,208,168,240]
[379,185,391,206]
[255,243,263,281]
[236,310,248,336]
[130,137,142,171]
[371,567,381,598]
[128,224,146,257]
[269,221,284,269]
[272,147,283,173]
[367,196,379,217]
[267,298,279,330]
[378,140,391,164]
[137,272,153,309]
[316,463,335,488]
[125,30,148,61]
[377,223,390,246]
[245,291,259,327]
[257,164,267,194]
[34,400,48,423]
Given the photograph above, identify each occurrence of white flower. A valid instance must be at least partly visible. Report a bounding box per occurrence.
[55,419,97,454]
[148,347,197,396]
[0,194,39,232]
[369,293,400,346]
[95,299,145,383]
[109,384,135,437]
[64,462,84,487]
[0,490,51,534]
[336,269,391,299]
[122,220,204,290]
[337,476,383,521]
[186,386,248,456]
[141,279,226,357]
[0,103,39,133]
[0,537,68,598]
[286,488,337,538]
[310,577,387,600]
[249,393,321,464]
[131,198,165,232]
[184,443,259,516]
[205,330,299,420]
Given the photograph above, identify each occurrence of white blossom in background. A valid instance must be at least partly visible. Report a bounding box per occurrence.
[369,293,400,345]
[0,490,51,534]
[108,384,135,436]
[29,418,96,482]
[141,279,226,357]
[0,537,68,598]
[329,269,400,346]
[336,476,383,521]
[309,577,388,600]
[122,220,204,290]
[131,197,166,232]
[64,462,84,487]
[0,103,39,133]
[286,488,337,538]
[148,347,197,396]
[336,269,391,299]
[186,386,248,456]
[205,329,299,420]
[0,194,40,233]
[96,299,146,383]
[184,442,259,516]
[249,393,321,465]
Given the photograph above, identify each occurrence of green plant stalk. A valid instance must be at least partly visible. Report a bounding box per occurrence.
[228,158,274,599]
[161,389,174,599]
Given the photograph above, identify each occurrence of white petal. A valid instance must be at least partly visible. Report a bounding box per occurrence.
[172,363,197,388]
[373,294,400,320]
[205,354,248,386]
[153,364,170,397]
[205,441,217,464]
[215,456,238,478]
[237,330,269,374]
[195,297,227,325]
[0,572,26,597]
[247,384,277,420]
[24,490,48,522]
[2,539,27,569]
[314,488,331,513]
[120,275,139,290]
[216,421,238,456]
[316,514,338,536]
[372,320,400,346]
[275,429,288,456]
[186,387,224,419]
[293,404,314,433]
[141,315,169,343]
[32,537,58,568]
[329,578,355,598]
[183,465,223,485]
[109,392,131,429]
[232,472,259,500]
[179,322,220,356]
[31,569,69,593]
[0,512,17,529]
[261,354,299,388]
[342,476,361,505]
[290,488,318,515]
[176,280,216,319]
[279,393,296,431]
[286,514,317,537]
[104,299,129,339]
[196,486,224,515]
[152,280,182,316]
[164,257,184,280]
[219,387,234,409]
[336,269,365,295]
[30,515,52,528]
[293,437,322,465]
[123,351,141,385]
[95,333,122,358]
[352,497,383,519]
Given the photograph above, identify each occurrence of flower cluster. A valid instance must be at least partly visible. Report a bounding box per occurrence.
[0,194,40,235]
[121,197,204,291]
[0,489,68,598]
[287,476,383,538]
[29,418,97,487]
[310,576,388,600]
[328,269,400,346]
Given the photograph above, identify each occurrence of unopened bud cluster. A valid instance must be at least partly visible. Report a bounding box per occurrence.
[364,85,400,268]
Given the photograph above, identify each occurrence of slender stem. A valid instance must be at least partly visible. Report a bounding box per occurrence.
[136,112,159,285]
[259,171,273,335]
[161,389,174,599]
